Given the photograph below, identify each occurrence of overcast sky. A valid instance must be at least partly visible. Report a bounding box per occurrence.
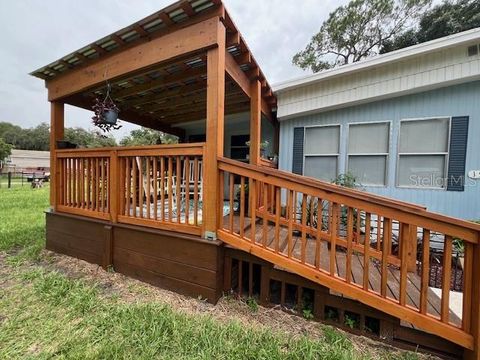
[0,0,346,139]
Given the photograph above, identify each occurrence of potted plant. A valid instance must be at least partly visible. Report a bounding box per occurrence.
[235,183,249,215]
[92,83,122,132]
[245,140,270,158]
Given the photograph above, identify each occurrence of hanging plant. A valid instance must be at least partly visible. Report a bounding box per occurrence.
[92,82,122,132]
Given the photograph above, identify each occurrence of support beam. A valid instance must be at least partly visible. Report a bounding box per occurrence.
[50,102,64,209]
[47,18,220,101]
[225,52,273,123]
[464,243,480,359]
[249,80,261,165]
[203,21,226,240]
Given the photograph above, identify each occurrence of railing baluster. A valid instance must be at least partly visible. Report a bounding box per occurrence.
[125,158,131,217]
[315,198,322,270]
[80,158,85,209]
[399,223,412,306]
[176,156,181,224]
[194,157,199,226]
[240,176,245,238]
[185,156,190,225]
[274,186,281,253]
[168,157,173,222]
[161,157,165,222]
[363,213,371,291]
[229,173,234,233]
[132,158,137,218]
[250,179,256,244]
[381,217,392,298]
[442,235,453,323]
[301,194,307,263]
[420,229,430,314]
[262,182,268,247]
[462,242,473,332]
[153,157,158,221]
[146,157,151,220]
[330,203,338,276]
[138,157,143,219]
[86,158,91,210]
[346,207,354,283]
[287,189,293,258]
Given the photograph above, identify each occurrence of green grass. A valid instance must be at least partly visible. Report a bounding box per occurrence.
[0,186,49,263]
[0,187,421,359]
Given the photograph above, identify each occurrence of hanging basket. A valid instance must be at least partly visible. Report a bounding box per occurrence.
[92,83,122,132]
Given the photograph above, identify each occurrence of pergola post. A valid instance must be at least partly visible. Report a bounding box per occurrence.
[203,22,226,240]
[249,79,261,165]
[49,101,64,210]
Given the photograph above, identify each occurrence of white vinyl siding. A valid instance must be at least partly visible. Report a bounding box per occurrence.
[347,122,390,186]
[304,125,340,181]
[397,118,450,188]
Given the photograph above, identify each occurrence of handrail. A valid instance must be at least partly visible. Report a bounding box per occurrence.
[218,157,480,241]
[217,157,480,350]
[54,144,206,235]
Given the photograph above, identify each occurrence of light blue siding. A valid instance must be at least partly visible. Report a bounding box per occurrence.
[279,81,480,220]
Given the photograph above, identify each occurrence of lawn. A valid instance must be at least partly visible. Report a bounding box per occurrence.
[0,186,426,359]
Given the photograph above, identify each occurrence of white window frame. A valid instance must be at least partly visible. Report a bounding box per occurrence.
[346,121,391,187]
[396,117,452,190]
[303,124,341,181]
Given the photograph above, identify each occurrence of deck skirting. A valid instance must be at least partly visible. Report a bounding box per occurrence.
[45,211,224,303]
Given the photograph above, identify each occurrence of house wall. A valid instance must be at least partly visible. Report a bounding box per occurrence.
[277,38,480,119]
[278,81,480,220]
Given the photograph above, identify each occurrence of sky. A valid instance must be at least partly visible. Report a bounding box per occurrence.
[0,0,345,140]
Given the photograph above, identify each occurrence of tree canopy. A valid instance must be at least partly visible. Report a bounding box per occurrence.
[381,0,480,53]
[0,138,12,167]
[120,127,178,147]
[293,0,431,73]
[0,122,116,151]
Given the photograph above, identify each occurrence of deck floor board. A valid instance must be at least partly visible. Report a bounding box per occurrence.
[225,215,462,328]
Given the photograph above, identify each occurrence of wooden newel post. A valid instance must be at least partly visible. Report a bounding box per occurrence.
[50,102,64,211]
[203,20,226,240]
[248,79,261,217]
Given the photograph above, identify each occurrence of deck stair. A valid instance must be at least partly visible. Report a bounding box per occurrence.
[217,157,480,353]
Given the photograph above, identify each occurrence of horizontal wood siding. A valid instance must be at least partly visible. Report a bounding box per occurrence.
[279,81,480,220]
[46,212,105,265]
[278,44,480,119]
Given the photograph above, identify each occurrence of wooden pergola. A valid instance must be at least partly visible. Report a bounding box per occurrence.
[32,0,277,239]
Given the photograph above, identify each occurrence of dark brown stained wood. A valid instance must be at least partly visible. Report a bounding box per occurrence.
[46,212,224,304]
[113,247,218,288]
[114,227,220,271]
[115,262,219,303]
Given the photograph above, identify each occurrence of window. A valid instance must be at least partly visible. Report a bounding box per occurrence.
[347,122,390,186]
[397,118,450,188]
[304,125,340,181]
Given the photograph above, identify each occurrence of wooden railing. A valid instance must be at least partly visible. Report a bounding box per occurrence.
[217,157,480,350]
[55,144,205,235]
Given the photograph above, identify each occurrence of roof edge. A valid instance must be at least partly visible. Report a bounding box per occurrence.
[273,27,480,93]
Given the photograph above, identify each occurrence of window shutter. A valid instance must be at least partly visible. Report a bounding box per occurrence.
[292,127,304,175]
[447,116,469,191]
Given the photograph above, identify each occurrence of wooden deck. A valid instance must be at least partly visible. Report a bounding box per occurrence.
[224,214,462,328]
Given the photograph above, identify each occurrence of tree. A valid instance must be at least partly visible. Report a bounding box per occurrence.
[120,127,178,147]
[292,0,431,73]
[64,127,117,148]
[381,0,480,53]
[0,138,12,170]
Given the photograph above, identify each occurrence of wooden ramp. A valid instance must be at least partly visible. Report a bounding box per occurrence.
[217,157,480,353]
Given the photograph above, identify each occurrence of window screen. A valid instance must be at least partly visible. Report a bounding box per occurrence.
[347,122,389,186]
[304,125,340,182]
[398,118,450,188]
